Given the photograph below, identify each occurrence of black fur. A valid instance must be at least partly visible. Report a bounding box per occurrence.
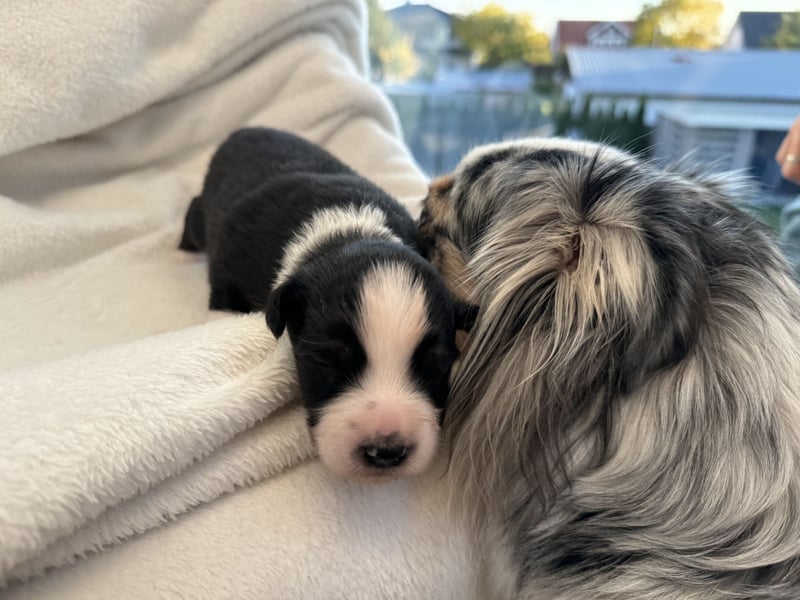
[180,127,476,467]
[180,127,423,313]
[286,240,462,425]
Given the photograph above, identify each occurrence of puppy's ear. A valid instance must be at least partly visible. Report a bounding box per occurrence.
[454,300,479,333]
[419,175,456,255]
[429,174,454,197]
[420,175,455,228]
[266,278,306,338]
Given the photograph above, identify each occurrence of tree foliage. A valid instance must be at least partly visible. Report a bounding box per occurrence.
[631,0,723,49]
[453,3,551,68]
[366,0,418,81]
[769,12,800,49]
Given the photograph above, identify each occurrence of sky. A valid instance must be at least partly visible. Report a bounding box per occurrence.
[379,0,800,38]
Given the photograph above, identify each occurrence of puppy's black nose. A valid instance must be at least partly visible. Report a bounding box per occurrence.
[362,439,411,469]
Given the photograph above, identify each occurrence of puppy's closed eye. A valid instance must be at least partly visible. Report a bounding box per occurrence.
[413,333,455,373]
[313,324,364,367]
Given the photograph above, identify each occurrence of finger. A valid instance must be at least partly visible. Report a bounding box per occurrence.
[791,116,800,137]
[782,160,800,185]
[777,115,800,163]
[781,131,800,183]
[776,134,790,164]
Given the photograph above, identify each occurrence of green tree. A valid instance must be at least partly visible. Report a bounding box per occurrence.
[769,12,800,49]
[453,4,551,68]
[366,0,418,81]
[631,0,723,49]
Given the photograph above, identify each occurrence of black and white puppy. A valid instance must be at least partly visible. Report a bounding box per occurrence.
[180,127,475,481]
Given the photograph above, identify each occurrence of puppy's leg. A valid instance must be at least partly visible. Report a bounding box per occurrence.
[178,196,205,252]
[209,281,253,313]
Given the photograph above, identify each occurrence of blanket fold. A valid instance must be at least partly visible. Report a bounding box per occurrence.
[0,316,307,585]
[0,0,368,157]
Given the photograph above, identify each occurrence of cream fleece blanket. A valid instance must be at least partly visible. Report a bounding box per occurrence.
[0,1,475,597]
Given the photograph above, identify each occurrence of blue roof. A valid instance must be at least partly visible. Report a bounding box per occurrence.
[567,48,800,102]
[386,2,451,21]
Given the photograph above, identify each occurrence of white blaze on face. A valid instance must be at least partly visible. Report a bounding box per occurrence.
[314,262,441,481]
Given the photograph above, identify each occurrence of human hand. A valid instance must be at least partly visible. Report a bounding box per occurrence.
[776,115,800,185]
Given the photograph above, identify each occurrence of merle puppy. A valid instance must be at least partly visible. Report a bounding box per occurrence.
[419,138,800,599]
[180,127,474,481]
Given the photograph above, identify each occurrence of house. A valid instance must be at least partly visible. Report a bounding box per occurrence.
[552,21,634,55]
[653,104,800,199]
[565,47,800,124]
[563,47,800,200]
[386,2,469,78]
[724,12,784,49]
